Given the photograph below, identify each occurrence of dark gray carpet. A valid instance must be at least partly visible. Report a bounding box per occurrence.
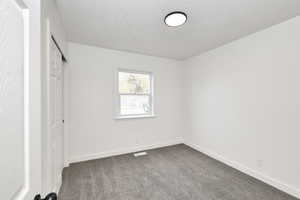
[59,144,298,200]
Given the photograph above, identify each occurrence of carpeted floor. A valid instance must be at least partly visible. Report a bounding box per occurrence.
[59,144,298,200]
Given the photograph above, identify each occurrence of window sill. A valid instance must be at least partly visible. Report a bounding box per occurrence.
[115,114,156,120]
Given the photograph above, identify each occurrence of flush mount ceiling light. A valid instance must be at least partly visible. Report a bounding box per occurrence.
[164,11,187,27]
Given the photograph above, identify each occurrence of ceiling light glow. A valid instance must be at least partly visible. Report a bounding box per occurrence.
[165,11,187,27]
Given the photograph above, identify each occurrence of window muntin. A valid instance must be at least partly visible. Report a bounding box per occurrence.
[117,70,153,117]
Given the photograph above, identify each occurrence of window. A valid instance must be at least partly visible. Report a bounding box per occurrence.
[116,69,154,118]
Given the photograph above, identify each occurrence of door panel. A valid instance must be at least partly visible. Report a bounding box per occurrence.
[0,0,27,199]
[49,39,64,192]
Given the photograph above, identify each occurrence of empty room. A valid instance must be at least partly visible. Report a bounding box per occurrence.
[1,0,300,199]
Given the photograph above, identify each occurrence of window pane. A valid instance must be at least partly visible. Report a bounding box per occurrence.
[120,95,151,115]
[119,72,150,94]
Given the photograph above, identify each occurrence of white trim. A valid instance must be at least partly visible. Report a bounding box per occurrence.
[17,3,30,200]
[184,142,300,199]
[115,114,156,120]
[44,18,52,195]
[69,138,183,164]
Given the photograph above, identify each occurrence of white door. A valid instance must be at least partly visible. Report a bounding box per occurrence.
[49,38,64,193]
[0,0,42,199]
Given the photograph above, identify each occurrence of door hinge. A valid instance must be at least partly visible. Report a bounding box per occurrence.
[34,193,57,200]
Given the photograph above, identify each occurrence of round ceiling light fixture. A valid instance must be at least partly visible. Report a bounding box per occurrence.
[164,11,187,27]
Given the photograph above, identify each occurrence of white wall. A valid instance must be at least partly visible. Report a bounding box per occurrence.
[43,0,67,57]
[67,43,184,163]
[184,16,300,197]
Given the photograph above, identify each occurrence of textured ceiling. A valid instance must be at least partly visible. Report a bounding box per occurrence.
[57,0,300,60]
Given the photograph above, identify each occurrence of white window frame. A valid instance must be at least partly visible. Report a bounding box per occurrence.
[115,68,155,119]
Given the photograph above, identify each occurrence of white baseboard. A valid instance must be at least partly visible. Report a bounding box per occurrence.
[69,138,183,164]
[184,142,300,199]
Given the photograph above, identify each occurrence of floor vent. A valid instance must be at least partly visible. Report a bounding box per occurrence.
[134,152,148,157]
